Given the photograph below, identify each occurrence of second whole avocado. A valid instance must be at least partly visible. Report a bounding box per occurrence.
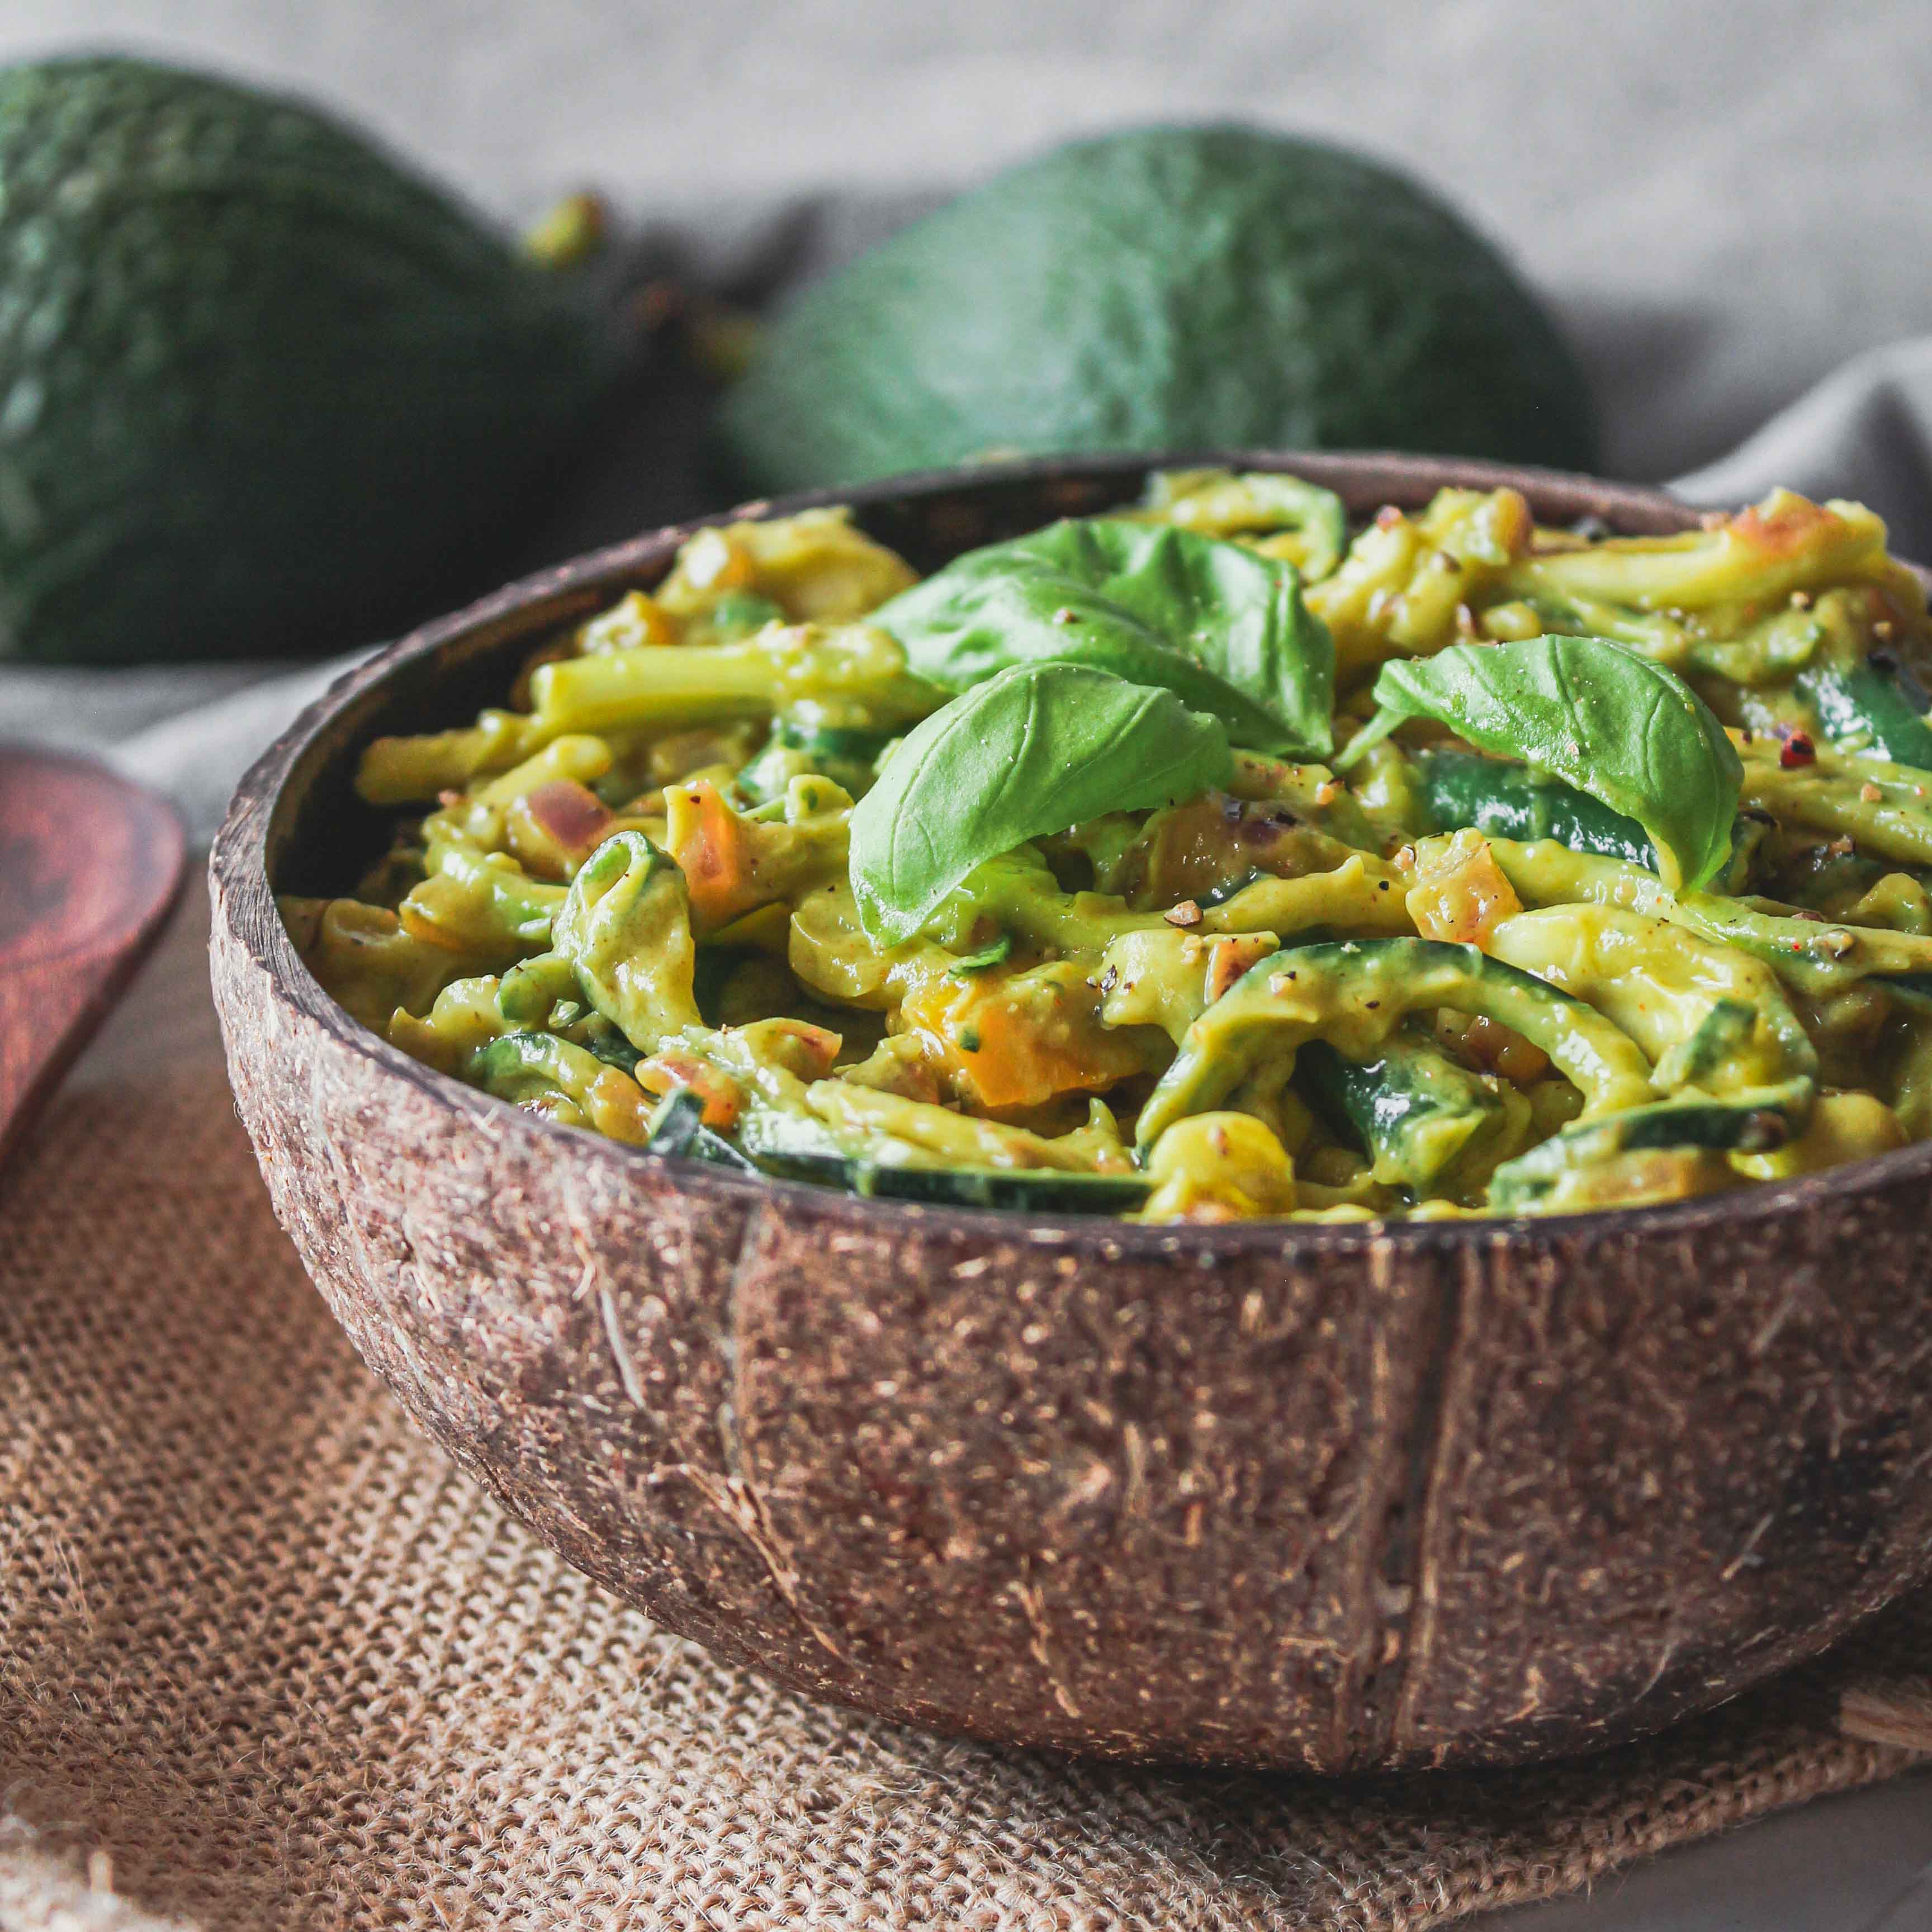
[723,125,1597,494]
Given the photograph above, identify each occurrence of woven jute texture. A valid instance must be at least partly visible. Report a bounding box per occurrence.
[2,891,1928,1932]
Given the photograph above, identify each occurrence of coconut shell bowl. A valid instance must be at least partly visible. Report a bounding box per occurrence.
[210,453,1932,1775]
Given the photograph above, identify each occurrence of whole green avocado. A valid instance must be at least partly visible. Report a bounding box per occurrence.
[0,56,622,662]
[722,125,1598,493]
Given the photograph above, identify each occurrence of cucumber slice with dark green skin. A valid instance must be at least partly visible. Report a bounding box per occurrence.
[734,1105,847,1172]
[1488,1077,1814,1211]
[582,1025,642,1073]
[1417,749,1655,869]
[1136,936,1656,1155]
[737,1106,1148,1213]
[643,1086,758,1170]
[643,1086,706,1154]
[471,1028,609,1107]
[1296,1029,1506,1191]
[1795,660,1932,771]
[848,1163,1149,1213]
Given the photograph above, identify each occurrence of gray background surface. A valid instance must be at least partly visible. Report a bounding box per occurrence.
[2,3,1930,1926]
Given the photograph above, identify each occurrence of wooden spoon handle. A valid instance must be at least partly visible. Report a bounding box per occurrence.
[0,747,187,1168]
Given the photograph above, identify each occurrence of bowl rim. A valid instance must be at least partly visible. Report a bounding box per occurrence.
[211,446,1932,1258]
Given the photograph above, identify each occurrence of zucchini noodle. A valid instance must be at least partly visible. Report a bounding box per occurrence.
[286,479,1932,1221]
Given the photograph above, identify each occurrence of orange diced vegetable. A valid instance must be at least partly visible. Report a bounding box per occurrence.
[898,965,1148,1112]
[663,779,759,933]
[1405,830,1523,948]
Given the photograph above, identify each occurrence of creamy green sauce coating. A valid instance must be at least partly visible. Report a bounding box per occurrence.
[287,477,1932,1221]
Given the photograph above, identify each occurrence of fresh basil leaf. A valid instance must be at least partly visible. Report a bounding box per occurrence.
[874,519,1334,758]
[850,661,1233,943]
[1339,636,1741,892]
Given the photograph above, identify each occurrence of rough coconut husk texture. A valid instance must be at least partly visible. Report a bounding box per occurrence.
[203,454,1932,1778]
[1,882,1928,1932]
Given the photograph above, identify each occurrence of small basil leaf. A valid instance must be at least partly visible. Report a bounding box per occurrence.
[850,661,1233,943]
[1341,636,1742,892]
[874,519,1334,757]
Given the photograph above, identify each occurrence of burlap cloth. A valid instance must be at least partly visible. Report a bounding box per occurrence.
[3,882,1929,1932]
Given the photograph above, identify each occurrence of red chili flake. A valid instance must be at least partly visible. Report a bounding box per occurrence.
[1779,733,1816,769]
